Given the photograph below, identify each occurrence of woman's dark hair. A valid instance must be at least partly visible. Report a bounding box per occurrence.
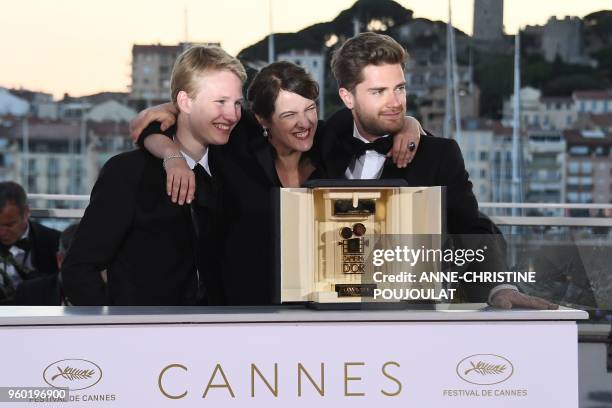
[247,61,319,121]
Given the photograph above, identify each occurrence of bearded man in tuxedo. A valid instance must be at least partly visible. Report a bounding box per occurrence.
[322,32,555,309]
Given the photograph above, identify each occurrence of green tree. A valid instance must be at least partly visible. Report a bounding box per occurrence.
[473,52,513,118]
[543,74,609,96]
[237,0,413,61]
[584,10,612,44]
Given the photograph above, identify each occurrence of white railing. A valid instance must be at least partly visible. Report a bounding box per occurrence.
[29,194,90,202]
[28,196,612,227]
[29,195,612,210]
[490,216,612,227]
[481,203,612,210]
[29,194,90,219]
[479,202,612,227]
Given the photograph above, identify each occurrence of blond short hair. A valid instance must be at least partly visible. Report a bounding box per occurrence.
[170,45,247,108]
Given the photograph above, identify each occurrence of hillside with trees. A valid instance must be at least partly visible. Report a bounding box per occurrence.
[238,0,612,119]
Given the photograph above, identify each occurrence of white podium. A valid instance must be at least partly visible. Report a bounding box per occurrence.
[0,304,587,407]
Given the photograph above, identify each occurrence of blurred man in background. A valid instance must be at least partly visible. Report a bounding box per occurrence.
[16,222,80,305]
[0,181,60,304]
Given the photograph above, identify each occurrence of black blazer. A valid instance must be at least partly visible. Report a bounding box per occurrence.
[7,221,60,306]
[209,123,278,305]
[321,108,506,301]
[27,221,61,276]
[61,150,198,305]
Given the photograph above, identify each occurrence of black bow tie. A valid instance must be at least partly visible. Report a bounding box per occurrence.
[14,238,30,251]
[0,238,29,256]
[348,136,393,157]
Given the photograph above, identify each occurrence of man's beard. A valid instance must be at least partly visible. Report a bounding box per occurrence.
[353,104,405,137]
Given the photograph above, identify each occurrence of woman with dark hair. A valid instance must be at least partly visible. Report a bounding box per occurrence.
[132,60,421,305]
[201,61,324,304]
[246,61,322,187]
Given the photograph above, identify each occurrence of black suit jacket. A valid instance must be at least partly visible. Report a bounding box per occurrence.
[61,149,198,305]
[26,221,61,276]
[209,123,279,305]
[321,108,506,301]
[7,221,60,306]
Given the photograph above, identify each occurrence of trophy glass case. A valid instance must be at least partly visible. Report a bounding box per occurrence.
[275,180,444,305]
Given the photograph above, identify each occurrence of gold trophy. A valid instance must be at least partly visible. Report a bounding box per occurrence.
[276,181,444,305]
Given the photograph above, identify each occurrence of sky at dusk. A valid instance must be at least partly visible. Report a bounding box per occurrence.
[1,0,610,99]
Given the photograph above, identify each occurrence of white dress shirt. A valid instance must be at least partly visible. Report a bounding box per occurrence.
[344,125,389,180]
[181,148,212,176]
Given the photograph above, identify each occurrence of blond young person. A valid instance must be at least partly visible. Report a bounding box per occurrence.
[61,46,246,305]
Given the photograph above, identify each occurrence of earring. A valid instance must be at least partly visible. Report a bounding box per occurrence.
[263,128,269,137]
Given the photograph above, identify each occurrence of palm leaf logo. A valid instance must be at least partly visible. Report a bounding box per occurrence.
[464,361,507,376]
[51,366,96,382]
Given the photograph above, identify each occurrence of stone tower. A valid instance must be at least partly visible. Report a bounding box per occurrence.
[473,0,504,41]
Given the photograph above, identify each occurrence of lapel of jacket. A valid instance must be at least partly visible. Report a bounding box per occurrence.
[249,133,279,186]
[380,157,406,180]
[325,134,354,179]
[323,108,358,179]
[25,221,41,272]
